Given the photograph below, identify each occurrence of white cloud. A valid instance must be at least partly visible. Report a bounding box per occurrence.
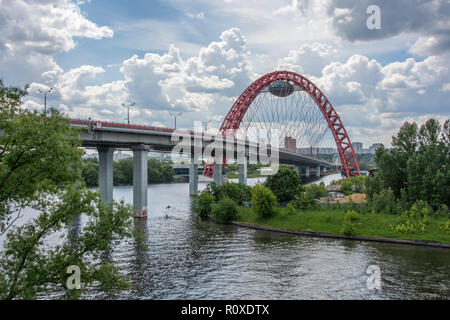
[378,55,449,114]
[326,0,450,56]
[0,0,113,85]
[24,28,254,126]
[277,42,338,76]
[274,0,311,16]
[120,28,254,117]
[441,82,450,92]
[7,0,446,146]
[311,54,383,105]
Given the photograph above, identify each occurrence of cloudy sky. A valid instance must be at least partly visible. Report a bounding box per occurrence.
[1,0,449,147]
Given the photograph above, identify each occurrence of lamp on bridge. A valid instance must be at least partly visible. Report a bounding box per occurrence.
[37,87,54,115]
[169,112,183,129]
[202,120,212,133]
[122,101,135,124]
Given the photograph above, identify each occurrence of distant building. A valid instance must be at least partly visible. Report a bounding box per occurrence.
[296,142,382,156]
[284,136,297,152]
[297,147,337,155]
[352,142,363,154]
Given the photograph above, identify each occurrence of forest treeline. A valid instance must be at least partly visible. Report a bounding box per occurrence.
[82,158,174,187]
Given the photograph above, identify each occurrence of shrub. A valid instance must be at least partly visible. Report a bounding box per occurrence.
[343,196,355,211]
[390,208,431,233]
[409,200,432,218]
[345,210,359,222]
[370,188,397,214]
[286,202,296,215]
[204,182,223,200]
[436,204,449,217]
[340,210,359,236]
[219,182,252,205]
[292,192,317,210]
[204,182,252,204]
[304,182,328,199]
[441,220,450,232]
[194,191,216,218]
[211,197,238,223]
[251,185,278,219]
[264,167,301,203]
[336,176,367,196]
[365,173,383,203]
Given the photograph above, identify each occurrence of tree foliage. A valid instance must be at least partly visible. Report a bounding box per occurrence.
[0,82,135,299]
[193,191,216,218]
[251,185,277,219]
[211,197,238,223]
[204,182,251,205]
[367,118,450,210]
[81,157,174,187]
[264,167,302,203]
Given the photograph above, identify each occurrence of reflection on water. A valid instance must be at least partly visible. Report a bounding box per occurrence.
[2,175,449,299]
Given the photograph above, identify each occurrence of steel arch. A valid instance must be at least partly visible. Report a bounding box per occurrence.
[203,70,361,178]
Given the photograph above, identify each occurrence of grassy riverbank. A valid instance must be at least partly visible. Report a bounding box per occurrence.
[236,206,450,244]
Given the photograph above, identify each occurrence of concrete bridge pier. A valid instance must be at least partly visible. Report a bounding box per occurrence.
[213,161,223,186]
[323,167,327,173]
[305,166,310,177]
[189,156,199,195]
[316,165,321,177]
[98,146,114,204]
[238,157,247,185]
[133,145,148,218]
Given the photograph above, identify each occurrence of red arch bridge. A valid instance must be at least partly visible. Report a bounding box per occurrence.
[70,71,360,218]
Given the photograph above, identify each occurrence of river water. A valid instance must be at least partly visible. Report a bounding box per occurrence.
[105,174,449,299]
[3,174,450,299]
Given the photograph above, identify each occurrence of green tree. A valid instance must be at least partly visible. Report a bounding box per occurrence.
[207,182,251,205]
[304,182,329,199]
[264,167,301,203]
[251,185,277,219]
[0,81,135,299]
[193,191,216,218]
[211,197,238,223]
[114,158,133,185]
[369,118,449,210]
[148,158,174,183]
[81,159,98,187]
[341,210,359,236]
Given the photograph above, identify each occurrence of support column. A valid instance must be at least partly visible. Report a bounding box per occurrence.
[213,162,223,186]
[98,146,114,204]
[133,146,148,218]
[305,166,310,177]
[323,167,327,173]
[316,165,321,177]
[295,165,300,177]
[189,156,199,196]
[238,157,247,185]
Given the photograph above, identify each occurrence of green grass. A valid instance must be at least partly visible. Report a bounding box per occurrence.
[236,206,450,244]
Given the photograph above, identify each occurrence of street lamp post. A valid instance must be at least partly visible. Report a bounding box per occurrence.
[38,88,53,114]
[202,120,212,133]
[122,101,135,124]
[169,112,183,129]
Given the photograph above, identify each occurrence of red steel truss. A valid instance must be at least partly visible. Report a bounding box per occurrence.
[202,70,361,178]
